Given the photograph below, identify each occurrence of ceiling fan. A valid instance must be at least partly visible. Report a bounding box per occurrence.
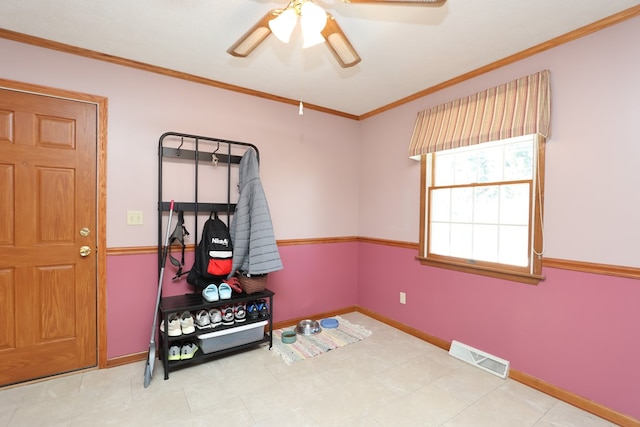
[227,0,446,68]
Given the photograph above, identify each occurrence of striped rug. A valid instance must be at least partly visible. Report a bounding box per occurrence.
[270,316,372,365]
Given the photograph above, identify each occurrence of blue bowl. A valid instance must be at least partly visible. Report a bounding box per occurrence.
[320,318,339,328]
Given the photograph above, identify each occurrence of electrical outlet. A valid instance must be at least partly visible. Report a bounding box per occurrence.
[126,210,144,225]
[400,292,406,304]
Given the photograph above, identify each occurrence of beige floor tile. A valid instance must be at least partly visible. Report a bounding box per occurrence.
[184,394,255,426]
[429,363,505,405]
[303,376,400,426]
[0,405,16,427]
[241,372,332,422]
[535,401,619,427]
[252,406,321,427]
[8,393,75,426]
[369,381,470,426]
[442,387,545,427]
[496,379,558,414]
[372,353,456,395]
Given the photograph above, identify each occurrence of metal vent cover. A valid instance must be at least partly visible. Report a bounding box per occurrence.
[449,340,510,379]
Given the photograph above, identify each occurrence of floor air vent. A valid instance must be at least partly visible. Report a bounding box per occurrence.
[448,340,510,379]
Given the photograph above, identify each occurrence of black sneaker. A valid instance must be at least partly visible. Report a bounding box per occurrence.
[221,305,235,326]
[256,299,269,319]
[247,301,260,321]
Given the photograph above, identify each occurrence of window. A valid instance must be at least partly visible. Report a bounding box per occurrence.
[418,134,545,284]
[408,71,551,284]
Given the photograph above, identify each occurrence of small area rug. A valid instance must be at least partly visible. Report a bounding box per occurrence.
[270,316,372,365]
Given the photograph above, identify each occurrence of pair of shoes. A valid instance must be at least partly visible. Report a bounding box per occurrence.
[202,283,219,302]
[160,312,196,336]
[195,308,222,329]
[221,305,235,326]
[202,282,232,301]
[160,312,188,337]
[218,283,232,299]
[180,343,198,360]
[168,343,198,361]
[234,302,246,323]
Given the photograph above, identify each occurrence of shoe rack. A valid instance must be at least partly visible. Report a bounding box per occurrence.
[158,290,274,380]
[157,132,274,380]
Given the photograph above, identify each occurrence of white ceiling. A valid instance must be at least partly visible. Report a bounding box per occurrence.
[1,0,638,116]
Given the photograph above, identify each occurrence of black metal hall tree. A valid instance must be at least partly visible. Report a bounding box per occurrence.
[156,131,273,380]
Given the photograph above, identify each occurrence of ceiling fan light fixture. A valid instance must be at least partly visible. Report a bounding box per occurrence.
[229,0,437,66]
[227,10,279,57]
[321,14,361,68]
[268,7,298,43]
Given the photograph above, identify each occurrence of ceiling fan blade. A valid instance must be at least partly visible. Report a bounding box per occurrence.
[344,0,446,5]
[321,13,361,68]
[227,10,281,57]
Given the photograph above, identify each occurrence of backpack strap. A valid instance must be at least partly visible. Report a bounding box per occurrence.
[168,210,189,279]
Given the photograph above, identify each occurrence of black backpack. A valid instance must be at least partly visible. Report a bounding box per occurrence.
[187,212,233,290]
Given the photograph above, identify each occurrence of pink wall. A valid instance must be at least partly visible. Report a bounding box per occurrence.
[357,242,640,420]
[106,241,358,359]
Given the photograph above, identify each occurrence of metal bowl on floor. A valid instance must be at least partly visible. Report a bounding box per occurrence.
[295,319,322,335]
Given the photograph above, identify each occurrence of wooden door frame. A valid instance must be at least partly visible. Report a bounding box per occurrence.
[0,78,108,369]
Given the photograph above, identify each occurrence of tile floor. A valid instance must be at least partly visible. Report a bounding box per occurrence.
[0,312,620,426]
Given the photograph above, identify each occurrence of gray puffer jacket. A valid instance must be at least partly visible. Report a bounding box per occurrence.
[228,147,283,276]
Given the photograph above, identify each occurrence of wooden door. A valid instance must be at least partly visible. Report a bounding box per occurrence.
[0,89,97,386]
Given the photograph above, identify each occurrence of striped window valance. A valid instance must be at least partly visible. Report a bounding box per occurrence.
[408,70,551,158]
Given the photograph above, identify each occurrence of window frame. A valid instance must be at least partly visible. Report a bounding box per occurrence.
[416,134,546,285]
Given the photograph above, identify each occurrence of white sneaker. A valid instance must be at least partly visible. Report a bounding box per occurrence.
[208,308,222,327]
[195,310,211,329]
[180,311,195,334]
[160,313,182,337]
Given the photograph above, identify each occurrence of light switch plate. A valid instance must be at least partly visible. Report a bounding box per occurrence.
[127,210,143,225]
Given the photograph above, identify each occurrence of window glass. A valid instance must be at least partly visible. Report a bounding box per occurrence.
[421,134,543,281]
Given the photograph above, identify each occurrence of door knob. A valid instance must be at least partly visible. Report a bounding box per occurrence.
[80,246,92,257]
[80,227,91,237]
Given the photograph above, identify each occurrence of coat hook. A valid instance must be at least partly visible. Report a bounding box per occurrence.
[212,142,220,166]
[177,137,184,156]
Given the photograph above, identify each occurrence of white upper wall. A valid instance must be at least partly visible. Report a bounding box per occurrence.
[358,15,640,268]
[0,39,361,246]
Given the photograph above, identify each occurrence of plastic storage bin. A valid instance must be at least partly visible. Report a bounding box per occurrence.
[198,320,267,354]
